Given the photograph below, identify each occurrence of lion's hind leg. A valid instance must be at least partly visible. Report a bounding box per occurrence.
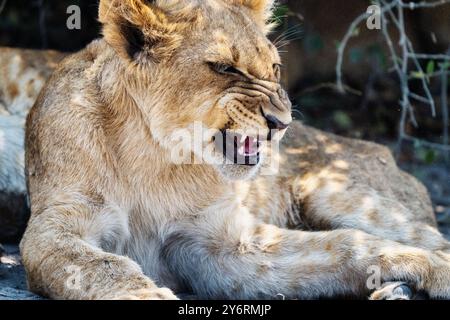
[163,207,450,300]
[283,129,450,253]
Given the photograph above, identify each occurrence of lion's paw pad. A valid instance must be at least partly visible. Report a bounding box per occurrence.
[370,282,414,300]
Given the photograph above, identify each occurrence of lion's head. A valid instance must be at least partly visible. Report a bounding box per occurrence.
[99,0,292,180]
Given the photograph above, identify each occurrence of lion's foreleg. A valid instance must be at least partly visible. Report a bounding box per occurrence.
[20,202,177,300]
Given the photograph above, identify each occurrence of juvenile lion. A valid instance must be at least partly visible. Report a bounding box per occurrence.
[22,0,450,300]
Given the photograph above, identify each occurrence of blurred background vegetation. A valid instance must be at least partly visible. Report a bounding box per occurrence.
[0,0,449,228]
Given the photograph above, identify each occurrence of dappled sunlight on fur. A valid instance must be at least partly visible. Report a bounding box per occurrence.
[0,0,449,300]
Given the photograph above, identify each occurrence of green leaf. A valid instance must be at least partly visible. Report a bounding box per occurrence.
[426,60,435,76]
[411,71,426,79]
[333,111,353,130]
[271,5,289,24]
[424,149,437,164]
[415,147,437,164]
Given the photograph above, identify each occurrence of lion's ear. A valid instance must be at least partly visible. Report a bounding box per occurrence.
[231,0,276,22]
[98,0,183,62]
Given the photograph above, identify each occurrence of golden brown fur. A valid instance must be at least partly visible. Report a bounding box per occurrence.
[19,0,450,300]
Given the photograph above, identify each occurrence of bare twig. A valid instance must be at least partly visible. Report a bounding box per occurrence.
[403,0,450,9]
[409,53,450,60]
[337,0,450,158]
[298,82,362,97]
[336,1,398,93]
[402,134,450,152]
[409,92,433,105]
[378,0,417,153]
[380,1,436,117]
[408,70,450,80]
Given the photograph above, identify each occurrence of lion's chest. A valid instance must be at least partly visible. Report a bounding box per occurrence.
[109,195,199,292]
[119,232,182,290]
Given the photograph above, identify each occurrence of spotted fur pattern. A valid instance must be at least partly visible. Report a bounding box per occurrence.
[0,48,65,241]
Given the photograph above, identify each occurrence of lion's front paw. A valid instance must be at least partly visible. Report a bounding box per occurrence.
[369,282,414,300]
[113,287,179,300]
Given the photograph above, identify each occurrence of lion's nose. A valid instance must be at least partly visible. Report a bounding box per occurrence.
[263,113,290,130]
[263,87,292,130]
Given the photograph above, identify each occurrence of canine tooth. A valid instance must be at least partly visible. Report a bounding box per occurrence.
[240,135,247,144]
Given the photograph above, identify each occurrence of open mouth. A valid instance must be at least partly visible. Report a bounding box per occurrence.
[216,130,261,166]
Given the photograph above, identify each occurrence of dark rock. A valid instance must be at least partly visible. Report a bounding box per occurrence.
[0,192,30,242]
[0,244,43,300]
[0,287,43,300]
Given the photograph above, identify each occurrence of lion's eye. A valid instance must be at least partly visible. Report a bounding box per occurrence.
[208,62,245,77]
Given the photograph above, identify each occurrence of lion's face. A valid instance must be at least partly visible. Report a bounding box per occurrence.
[100,0,292,180]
